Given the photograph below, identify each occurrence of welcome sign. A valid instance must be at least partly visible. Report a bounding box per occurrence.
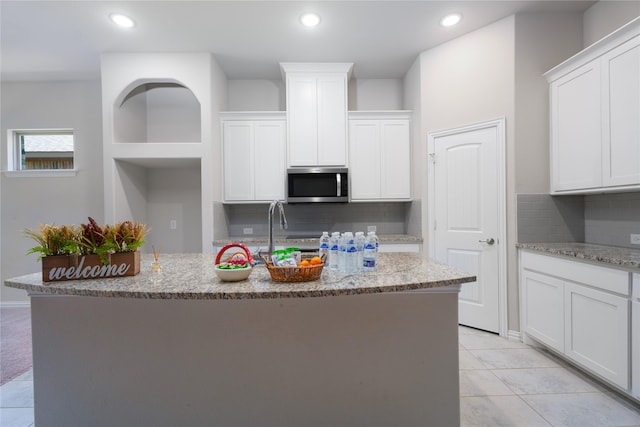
[41,252,140,282]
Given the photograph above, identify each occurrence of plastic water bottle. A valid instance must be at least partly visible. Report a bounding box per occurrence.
[329,232,340,271]
[338,233,347,273]
[344,232,358,274]
[319,231,330,261]
[355,231,365,273]
[363,231,378,271]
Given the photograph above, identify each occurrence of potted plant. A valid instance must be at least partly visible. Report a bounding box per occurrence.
[24,217,149,282]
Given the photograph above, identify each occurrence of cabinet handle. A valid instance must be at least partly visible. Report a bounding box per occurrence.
[336,173,341,197]
[479,238,495,245]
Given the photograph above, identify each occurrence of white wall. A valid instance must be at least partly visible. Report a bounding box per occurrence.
[228,78,404,112]
[583,0,640,46]
[403,60,423,239]
[1,80,104,305]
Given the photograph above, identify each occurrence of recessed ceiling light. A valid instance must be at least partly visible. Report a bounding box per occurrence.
[440,13,462,27]
[109,13,136,28]
[300,13,321,27]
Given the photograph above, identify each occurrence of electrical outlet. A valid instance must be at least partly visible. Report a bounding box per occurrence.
[243,227,253,235]
[631,234,640,245]
[170,220,177,230]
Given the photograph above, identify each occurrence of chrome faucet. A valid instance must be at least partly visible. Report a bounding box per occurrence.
[268,200,288,256]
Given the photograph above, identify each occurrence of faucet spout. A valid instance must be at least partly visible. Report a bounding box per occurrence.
[268,200,288,257]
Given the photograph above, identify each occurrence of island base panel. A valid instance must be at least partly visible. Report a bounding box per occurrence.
[31,292,460,426]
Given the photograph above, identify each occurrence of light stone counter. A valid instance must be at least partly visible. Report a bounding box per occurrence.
[7,252,474,427]
[5,252,473,299]
[517,242,640,269]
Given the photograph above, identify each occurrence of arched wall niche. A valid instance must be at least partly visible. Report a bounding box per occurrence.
[114,78,202,143]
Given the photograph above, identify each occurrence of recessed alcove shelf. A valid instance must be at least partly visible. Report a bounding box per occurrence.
[102,52,225,253]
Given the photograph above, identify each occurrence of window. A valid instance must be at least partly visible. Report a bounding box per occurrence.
[8,130,75,171]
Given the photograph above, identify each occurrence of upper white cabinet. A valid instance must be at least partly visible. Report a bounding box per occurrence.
[349,112,412,201]
[221,113,286,203]
[546,18,640,194]
[281,63,353,167]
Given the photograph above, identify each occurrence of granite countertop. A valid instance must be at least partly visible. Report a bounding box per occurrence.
[5,253,474,300]
[517,242,640,270]
[212,234,422,247]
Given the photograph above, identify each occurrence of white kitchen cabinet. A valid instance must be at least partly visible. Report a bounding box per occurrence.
[519,250,633,392]
[520,269,565,353]
[546,18,640,194]
[602,34,640,187]
[564,281,629,389]
[222,115,286,203]
[349,112,412,201]
[281,63,353,167]
[633,273,640,399]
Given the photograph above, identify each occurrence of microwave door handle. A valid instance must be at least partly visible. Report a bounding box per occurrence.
[336,173,341,197]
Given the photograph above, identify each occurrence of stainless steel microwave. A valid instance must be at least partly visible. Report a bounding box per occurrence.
[286,167,348,203]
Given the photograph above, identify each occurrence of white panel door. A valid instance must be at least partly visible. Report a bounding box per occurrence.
[433,125,500,333]
[564,282,629,389]
[602,34,640,187]
[349,120,381,200]
[254,121,286,201]
[381,120,411,199]
[551,61,602,191]
[223,121,254,201]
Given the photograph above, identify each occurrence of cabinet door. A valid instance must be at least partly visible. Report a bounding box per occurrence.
[223,121,254,201]
[288,75,318,166]
[564,282,629,389]
[602,35,640,187]
[317,74,348,166]
[349,120,381,200]
[633,300,640,399]
[521,270,565,353]
[551,60,602,192]
[254,121,286,201]
[380,120,411,199]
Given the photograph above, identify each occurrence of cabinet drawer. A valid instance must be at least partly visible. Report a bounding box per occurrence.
[633,273,640,299]
[521,251,630,296]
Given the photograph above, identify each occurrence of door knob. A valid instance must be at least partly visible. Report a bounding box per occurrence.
[479,238,495,245]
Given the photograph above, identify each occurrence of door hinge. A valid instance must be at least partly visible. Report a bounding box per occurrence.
[429,153,436,164]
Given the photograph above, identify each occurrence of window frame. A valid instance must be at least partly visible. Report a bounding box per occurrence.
[5,129,78,177]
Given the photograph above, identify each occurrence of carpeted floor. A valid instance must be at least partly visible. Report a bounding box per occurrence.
[0,307,33,385]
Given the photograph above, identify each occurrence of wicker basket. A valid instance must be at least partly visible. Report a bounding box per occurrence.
[262,253,326,282]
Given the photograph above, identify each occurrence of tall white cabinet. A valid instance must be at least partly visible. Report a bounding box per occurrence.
[221,113,286,203]
[348,111,412,201]
[546,18,640,194]
[280,63,353,167]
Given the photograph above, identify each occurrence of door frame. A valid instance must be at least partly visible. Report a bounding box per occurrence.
[426,118,508,337]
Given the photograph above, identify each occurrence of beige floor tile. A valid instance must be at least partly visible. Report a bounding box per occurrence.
[459,350,486,370]
[492,367,600,395]
[460,369,513,397]
[470,348,561,369]
[460,395,552,427]
[521,392,640,427]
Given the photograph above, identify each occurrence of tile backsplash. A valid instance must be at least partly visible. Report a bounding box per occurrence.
[517,192,640,249]
[517,194,584,243]
[584,192,640,249]
[223,202,409,238]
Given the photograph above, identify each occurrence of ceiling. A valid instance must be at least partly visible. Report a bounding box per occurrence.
[1,1,596,82]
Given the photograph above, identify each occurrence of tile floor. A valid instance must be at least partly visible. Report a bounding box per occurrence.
[1,326,639,426]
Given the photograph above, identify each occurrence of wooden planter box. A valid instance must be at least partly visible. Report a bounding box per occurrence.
[42,252,140,282]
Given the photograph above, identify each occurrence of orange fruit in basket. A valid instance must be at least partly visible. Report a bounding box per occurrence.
[310,256,322,265]
[300,260,311,267]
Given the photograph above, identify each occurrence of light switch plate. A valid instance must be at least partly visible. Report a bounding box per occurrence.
[631,234,640,245]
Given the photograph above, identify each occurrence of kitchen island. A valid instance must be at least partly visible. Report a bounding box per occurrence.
[6,253,475,427]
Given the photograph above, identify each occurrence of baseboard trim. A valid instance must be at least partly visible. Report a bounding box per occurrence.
[507,329,522,342]
[1,301,31,308]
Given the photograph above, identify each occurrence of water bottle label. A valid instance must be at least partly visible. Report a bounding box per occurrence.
[347,247,357,253]
[331,245,338,250]
[320,243,330,249]
[363,259,376,268]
